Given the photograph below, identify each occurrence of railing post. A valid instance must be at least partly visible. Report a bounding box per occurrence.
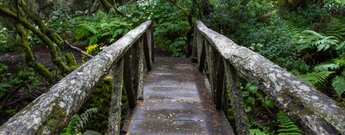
[150,24,155,62]
[108,58,123,135]
[123,51,136,108]
[215,56,224,110]
[198,34,206,72]
[206,43,218,105]
[224,60,249,135]
[137,37,145,100]
[143,30,152,71]
[131,42,140,99]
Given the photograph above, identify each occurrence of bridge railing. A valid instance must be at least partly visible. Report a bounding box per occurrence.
[193,20,345,135]
[0,20,154,135]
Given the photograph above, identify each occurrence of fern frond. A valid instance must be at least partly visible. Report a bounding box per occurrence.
[299,71,335,86]
[276,111,302,135]
[250,129,269,135]
[332,76,345,97]
[326,17,345,40]
[76,23,99,40]
[314,63,340,72]
[295,30,339,52]
[76,108,99,131]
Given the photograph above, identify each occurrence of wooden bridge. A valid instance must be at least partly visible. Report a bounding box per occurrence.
[0,20,344,135]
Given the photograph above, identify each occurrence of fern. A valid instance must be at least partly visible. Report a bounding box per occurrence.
[250,129,269,135]
[314,63,340,72]
[326,16,345,40]
[295,30,339,52]
[332,76,345,97]
[276,111,302,135]
[60,108,99,135]
[299,71,335,86]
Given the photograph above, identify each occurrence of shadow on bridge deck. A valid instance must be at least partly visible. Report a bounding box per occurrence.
[123,57,234,134]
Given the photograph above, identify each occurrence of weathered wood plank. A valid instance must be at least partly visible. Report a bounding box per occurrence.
[108,59,124,135]
[224,60,249,135]
[196,20,345,134]
[0,20,152,135]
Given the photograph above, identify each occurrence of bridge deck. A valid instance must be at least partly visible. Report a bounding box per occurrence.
[123,57,234,134]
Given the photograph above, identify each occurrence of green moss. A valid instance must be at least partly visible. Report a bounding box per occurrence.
[37,99,67,134]
[65,52,78,69]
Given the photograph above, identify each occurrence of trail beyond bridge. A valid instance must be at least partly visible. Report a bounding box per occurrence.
[0,20,344,135]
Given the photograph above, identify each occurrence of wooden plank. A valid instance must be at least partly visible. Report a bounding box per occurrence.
[108,59,124,135]
[224,60,249,135]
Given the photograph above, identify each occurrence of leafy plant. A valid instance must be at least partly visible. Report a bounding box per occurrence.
[60,108,99,135]
[276,111,302,135]
[75,11,131,45]
[250,128,269,135]
[294,30,339,52]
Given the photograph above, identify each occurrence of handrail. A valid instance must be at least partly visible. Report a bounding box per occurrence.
[194,20,345,135]
[0,20,154,135]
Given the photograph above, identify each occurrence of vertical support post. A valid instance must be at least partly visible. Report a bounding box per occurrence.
[123,51,136,108]
[224,60,249,135]
[198,34,206,72]
[143,30,152,71]
[192,25,198,58]
[150,24,155,62]
[108,59,124,135]
[131,41,140,99]
[215,56,224,110]
[208,44,218,104]
[137,37,145,100]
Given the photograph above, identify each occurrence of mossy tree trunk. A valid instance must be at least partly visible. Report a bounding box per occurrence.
[100,0,126,17]
[14,3,53,80]
[0,2,71,73]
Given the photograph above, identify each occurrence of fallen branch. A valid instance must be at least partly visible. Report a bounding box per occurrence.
[64,40,94,58]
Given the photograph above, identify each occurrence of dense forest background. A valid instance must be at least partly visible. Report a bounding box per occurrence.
[0,0,344,134]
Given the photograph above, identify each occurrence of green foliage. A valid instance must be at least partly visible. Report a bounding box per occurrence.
[250,129,269,135]
[294,30,339,52]
[276,111,302,135]
[332,76,345,97]
[75,11,131,45]
[325,16,345,40]
[60,108,99,135]
[299,71,335,86]
[0,26,14,52]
